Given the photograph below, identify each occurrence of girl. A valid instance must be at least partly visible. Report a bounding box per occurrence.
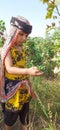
[1,16,43,130]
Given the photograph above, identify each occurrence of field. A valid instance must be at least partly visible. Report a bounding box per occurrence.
[0,74,60,130]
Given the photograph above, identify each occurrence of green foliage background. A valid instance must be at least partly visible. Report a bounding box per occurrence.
[0,20,6,47]
[0,18,60,130]
[25,36,57,78]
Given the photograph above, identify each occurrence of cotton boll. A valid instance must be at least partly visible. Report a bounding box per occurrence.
[54,66,59,74]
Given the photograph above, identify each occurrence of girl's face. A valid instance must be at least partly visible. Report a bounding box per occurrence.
[16,31,28,45]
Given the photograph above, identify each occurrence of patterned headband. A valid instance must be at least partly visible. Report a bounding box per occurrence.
[10,16,32,34]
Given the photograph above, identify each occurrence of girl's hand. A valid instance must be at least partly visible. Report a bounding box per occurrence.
[28,66,44,76]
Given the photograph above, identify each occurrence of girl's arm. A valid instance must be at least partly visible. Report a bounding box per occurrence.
[5,51,43,76]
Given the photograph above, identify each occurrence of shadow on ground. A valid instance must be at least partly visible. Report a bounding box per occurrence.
[0,118,22,130]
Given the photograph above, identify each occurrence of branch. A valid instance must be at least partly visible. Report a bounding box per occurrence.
[55,6,60,16]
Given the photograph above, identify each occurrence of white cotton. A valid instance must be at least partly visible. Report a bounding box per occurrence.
[53,66,59,74]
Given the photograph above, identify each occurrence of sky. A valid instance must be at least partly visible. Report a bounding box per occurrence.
[0,0,60,37]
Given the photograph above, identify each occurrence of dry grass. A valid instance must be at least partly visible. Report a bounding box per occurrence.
[0,74,60,130]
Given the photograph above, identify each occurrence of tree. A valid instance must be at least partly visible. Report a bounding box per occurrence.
[0,20,6,47]
[40,0,60,19]
[25,36,56,78]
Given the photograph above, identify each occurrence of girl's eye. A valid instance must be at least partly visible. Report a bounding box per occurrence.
[20,33,24,36]
[20,33,28,38]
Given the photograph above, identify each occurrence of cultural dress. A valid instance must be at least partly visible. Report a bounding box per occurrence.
[5,46,32,111]
[0,17,35,112]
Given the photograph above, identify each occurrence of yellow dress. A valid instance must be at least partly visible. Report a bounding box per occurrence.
[5,46,31,111]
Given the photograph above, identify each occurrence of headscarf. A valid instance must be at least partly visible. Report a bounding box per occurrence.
[1,16,32,64]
